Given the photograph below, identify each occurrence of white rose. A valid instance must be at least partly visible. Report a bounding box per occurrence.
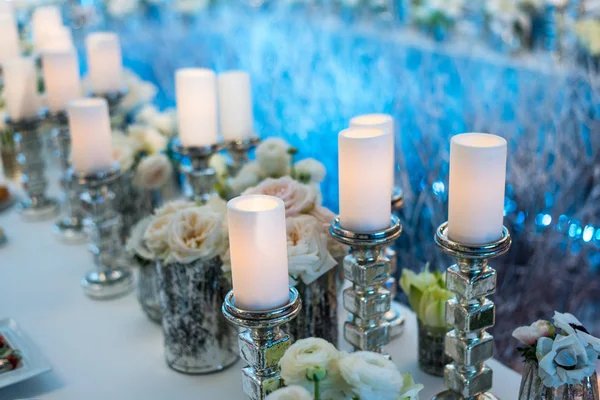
[279,338,342,392]
[121,70,158,113]
[338,351,404,400]
[286,215,337,285]
[309,205,348,260]
[126,217,154,260]
[256,137,292,177]
[134,154,173,189]
[144,214,172,260]
[209,153,229,179]
[128,124,168,155]
[265,386,312,400]
[166,206,226,264]
[135,104,160,125]
[243,177,318,216]
[294,158,326,184]
[230,162,264,195]
[155,199,197,217]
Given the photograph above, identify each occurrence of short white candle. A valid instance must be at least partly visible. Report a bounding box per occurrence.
[350,113,396,189]
[0,13,20,65]
[3,58,40,121]
[85,32,123,94]
[175,68,219,147]
[67,98,114,175]
[227,195,289,311]
[217,70,254,141]
[448,133,507,245]
[338,127,393,232]
[42,50,81,113]
[32,6,63,51]
[38,26,74,52]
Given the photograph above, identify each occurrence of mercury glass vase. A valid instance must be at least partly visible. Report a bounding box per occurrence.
[112,170,154,242]
[417,320,451,377]
[518,362,600,400]
[286,268,339,346]
[157,257,239,374]
[135,256,161,324]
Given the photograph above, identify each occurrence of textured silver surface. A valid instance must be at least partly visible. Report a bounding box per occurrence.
[135,257,162,323]
[225,137,260,177]
[518,362,599,400]
[418,320,451,377]
[173,141,220,204]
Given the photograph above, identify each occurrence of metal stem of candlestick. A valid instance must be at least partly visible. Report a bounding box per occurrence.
[222,287,302,400]
[225,137,261,176]
[431,222,511,400]
[72,166,133,300]
[49,112,86,243]
[173,141,220,203]
[6,114,59,221]
[329,216,402,354]
[385,186,405,338]
[94,90,127,129]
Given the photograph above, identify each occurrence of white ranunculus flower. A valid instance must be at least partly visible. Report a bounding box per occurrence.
[279,338,343,392]
[294,158,326,184]
[242,177,319,216]
[265,386,313,400]
[256,137,292,177]
[209,153,229,179]
[286,215,337,285]
[128,124,168,155]
[537,334,597,387]
[126,217,154,260]
[134,154,173,189]
[338,351,404,400]
[230,162,264,194]
[166,206,226,264]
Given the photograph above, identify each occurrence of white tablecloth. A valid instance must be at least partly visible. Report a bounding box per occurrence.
[0,165,521,400]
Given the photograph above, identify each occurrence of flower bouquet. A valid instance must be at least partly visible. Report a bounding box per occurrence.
[513,312,600,400]
[399,268,453,376]
[266,338,423,400]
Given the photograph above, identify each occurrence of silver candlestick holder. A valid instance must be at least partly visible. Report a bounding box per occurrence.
[225,137,261,176]
[94,90,127,129]
[222,287,302,400]
[329,216,402,354]
[384,186,405,338]
[72,165,133,300]
[432,222,511,400]
[6,114,59,221]
[173,141,221,203]
[49,111,86,243]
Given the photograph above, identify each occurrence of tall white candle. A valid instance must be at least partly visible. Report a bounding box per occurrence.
[227,195,289,311]
[217,70,254,141]
[67,98,114,175]
[350,114,396,189]
[32,6,63,51]
[0,13,20,65]
[175,68,219,147]
[3,58,40,120]
[338,127,392,232]
[85,32,123,94]
[38,26,74,52]
[42,50,81,113]
[448,133,507,245]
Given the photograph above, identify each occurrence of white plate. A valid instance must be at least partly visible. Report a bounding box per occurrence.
[0,319,51,389]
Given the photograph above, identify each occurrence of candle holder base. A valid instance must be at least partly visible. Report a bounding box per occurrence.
[81,269,133,300]
[173,141,220,203]
[16,198,59,222]
[432,390,499,400]
[225,137,261,176]
[53,217,87,244]
[385,301,406,338]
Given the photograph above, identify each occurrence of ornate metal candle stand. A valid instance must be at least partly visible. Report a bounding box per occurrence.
[225,137,261,176]
[222,287,302,400]
[173,141,220,203]
[94,90,127,129]
[72,166,133,300]
[6,113,59,221]
[48,112,86,243]
[329,216,402,354]
[432,222,511,400]
[384,186,405,338]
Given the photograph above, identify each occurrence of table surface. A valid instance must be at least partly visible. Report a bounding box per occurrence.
[0,163,521,400]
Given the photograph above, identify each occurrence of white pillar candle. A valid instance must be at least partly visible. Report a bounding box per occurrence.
[3,58,40,120]
[85,32,123,94]
[67,98,114,175]
[217,70,254,141]
[227,195,289,311]
[447,133,507,245]
[0,13,20,65]
[350,113,395,189]
[42,50,81,113]
[338,127,392,232]
[0,0,13,14]
[38,26,74,52]
[32,6,63,51]
[175,68,219,147]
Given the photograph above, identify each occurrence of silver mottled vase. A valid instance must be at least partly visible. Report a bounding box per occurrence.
[111,170,153,242]
[157,257,239,374]
[417,320,452,377]
[135,256,161,324]
[519,362,599,400]
[286,268,338,346]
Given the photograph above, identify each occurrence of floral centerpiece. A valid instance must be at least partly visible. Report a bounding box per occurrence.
[265,337,423,400]
[513,312,600,400]
[400,268,453,376]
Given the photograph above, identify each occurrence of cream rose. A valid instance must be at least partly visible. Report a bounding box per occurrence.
[128,124,168,155]
[294,158,326,184]
[309,205,348,260]
[134,153,173,189]
[338,351,404,400]
[144,214,172,260]
[126,216,154,260]
[243,177,318,216]
[286,215,337,285]
[279,338,342,392]
[230,162,264,195]
[154,200,197,217]
[135,104,160,124]
[265,386,312,400]
[256,137,291,177]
